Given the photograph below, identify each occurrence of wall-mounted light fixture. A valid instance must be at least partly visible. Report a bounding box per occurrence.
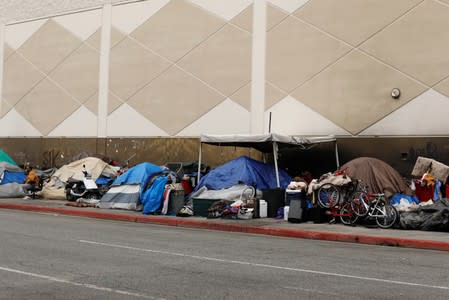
[391,88,401,99]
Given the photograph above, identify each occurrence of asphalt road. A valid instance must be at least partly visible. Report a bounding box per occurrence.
[1,210,449,300]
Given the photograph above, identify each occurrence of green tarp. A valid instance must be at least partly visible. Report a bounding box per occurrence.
[0,149,17,166]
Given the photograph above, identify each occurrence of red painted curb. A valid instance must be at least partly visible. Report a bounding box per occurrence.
[1,202,449,252]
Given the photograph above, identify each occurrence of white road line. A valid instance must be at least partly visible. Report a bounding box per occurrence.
[0,266,164,300]
[80,239,449,291]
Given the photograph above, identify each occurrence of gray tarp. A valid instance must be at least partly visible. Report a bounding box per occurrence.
[200,133,337,153]
[400,199,449,231]
[0,183,25,198]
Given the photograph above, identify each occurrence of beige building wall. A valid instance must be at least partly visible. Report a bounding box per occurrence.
[1,0,449,138]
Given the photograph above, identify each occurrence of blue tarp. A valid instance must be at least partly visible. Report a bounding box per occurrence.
[1,171,26,185]
[194,156,291,191]
[142,176,168,214]
[112,162,163,192]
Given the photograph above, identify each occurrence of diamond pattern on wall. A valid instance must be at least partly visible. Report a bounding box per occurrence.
[0,108,42,136]
[109,36,171,101]
[176,98,250,136]
[52,8,102,41]
[188,0,252,21]
[295,0,422,46]
[291,50,427,135]
[0,100,13,118]
[14,78,80,135]
[130,0,225,62]
[111,0,170,35]
[4,19,46,50]
[361,0,449,86]
[17,19,82,74]
[2,52,44,107]
[107,92,125,115]
[266,95,350,136]
[85,27,126,52]
[229,82,287,111]
[268,0,311,13]
[360,89,449,136]
[435,77,449,99]
[49,43,100,103]
[230,3,289,33]
[127,66,225,135]
[229,83,251,110]
[83,92,124,116]
[178,24,251,96]
[266,16,351,92]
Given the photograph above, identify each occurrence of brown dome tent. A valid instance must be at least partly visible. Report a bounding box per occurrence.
[340,157,412,198]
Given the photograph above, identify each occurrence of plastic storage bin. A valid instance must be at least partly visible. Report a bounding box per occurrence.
[191,198,219,217]
[259,200,267,218]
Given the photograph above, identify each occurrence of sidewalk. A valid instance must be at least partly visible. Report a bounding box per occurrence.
[1,198,449,252]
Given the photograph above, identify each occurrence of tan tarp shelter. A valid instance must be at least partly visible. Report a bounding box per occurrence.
[42,157,117,200]
[340,157,412,198]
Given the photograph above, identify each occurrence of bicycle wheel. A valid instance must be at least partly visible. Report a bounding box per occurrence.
[317,183,340,208]
[375,203,398,229]
[339,202,358,226]
[351,191,369,217]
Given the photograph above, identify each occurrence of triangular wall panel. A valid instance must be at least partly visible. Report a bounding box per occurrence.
[53,9,102,41]
[107,103,169,136]
[48,106,98,137]
[188,0,253,21]
[112,0,170,34]
[0,108,42,136]
[5,19,47,49]
[265,96,350,135]
[268,0,311,14]
[360,89,449,136]
[177,98,250,136]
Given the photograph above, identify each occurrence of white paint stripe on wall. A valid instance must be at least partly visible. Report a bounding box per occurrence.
[250,0,266,134]
[97,4,111,137]
[0,23,4,117]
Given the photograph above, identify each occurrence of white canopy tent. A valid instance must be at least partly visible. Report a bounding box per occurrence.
[198,133,340,188]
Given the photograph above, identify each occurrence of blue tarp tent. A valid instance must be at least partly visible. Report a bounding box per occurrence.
[194,156,291,191]
[99,162,164,211]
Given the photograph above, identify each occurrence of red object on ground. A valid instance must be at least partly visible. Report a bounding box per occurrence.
[414,180,434,202]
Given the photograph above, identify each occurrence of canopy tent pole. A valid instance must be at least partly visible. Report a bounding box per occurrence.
[272,141,280,188]
[197,141,203,184]
[335,140,340,169]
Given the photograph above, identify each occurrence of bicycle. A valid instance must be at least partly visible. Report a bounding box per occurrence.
[316,179,367,225]
[351,192,398,229]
